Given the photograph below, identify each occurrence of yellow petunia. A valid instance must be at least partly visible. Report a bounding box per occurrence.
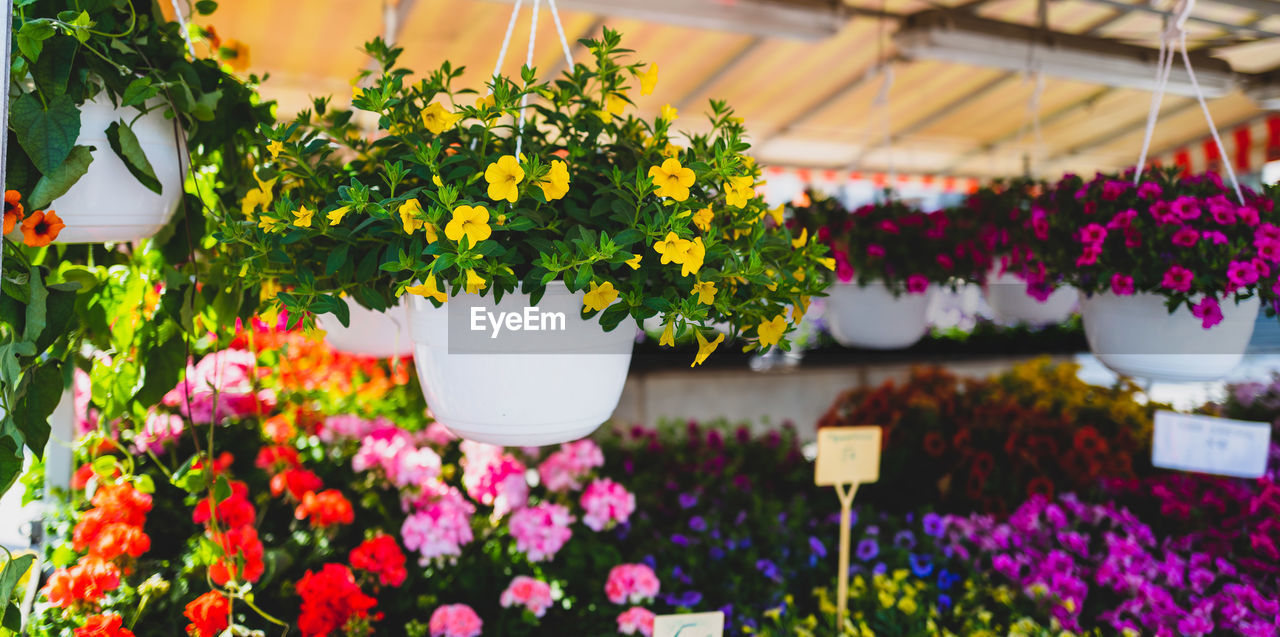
[639,63,659,96]
[791,228,808,249]
[648,158,695,201]
[625,254,642,270]
[326,205,350,226]
[465,269,487,294]
[537,160,570,201]
[691,280,716,305]
[399,199,425,234]
[660,104,678,121]
[292,204,314,228]
[582,281,618,312]
[421,101,462,134]
[485,155,525,203]
[654,232,690,265]
[405,276,448,304]
[680,237,705,277]
[266,140,284,159]
[241,176,276,217]
[724,175,755,208]
[691,330,724,367]
[445,205,492,247]
[659,320,675,347]
[757,314,787,347]
[692,208,713,232]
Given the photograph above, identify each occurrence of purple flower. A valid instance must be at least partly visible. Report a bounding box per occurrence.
[689,517,707,532]
[755,559,781,581]
[1176,614,1214,636]
[671,534,690,547]
[893,530,917,550]
[809,536,827,559]
[922,513,944,538]
[678,492,698,509]
[909,553,934,577]
[855,539,879,562]
[664,591,703,607]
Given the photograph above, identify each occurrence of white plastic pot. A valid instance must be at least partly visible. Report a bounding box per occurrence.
[317,297,413,358]
[825,281,932,350]
[50,96,184,243]
[407,282,635,446]
[984,265,1077,325]
[1080,291,1259,382]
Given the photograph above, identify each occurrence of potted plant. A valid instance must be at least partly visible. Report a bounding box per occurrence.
[792,191,988,349]
[8,0,257,243]
[959,179,1078,325]
[217,32,831,445]
[1030,169,1277,381]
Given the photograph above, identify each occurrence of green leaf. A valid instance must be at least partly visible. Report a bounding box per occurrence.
[121,77,160,108]
[31,35,77,97]
[21,267,47,345]
[325,244,349,277]
[106,121,162,194]
[10,92,81,175]
[15,362,61,457]
[29,144,94,209]
[213,475,232,504]
[0,554,35,627]
[134,474,155,494]
[0,438,25,497]
[15,20,55,61]
[134,335,185,407]
[195,0,218,14]
[2,601,20,631]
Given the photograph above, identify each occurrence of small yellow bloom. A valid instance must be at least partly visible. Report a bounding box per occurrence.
[421,102,462,135]
[465,269,487,294]
[791,228,808,249]
[792,296,810,322]
[757,314,787,347]
[475,94,498,124]
[659,320,675,347]
[680,237,705,277]
[654,232,690,265]
[241,176,276,217]
[445,205,493,247]
[897,596,918,615]
[691,330,724,367]
[691,280,716,305]
[399,199,425,234]
[607,92,627,116]
[259,279,282,302]
[424,223,439,243]
[485,155,525,203]
[625,254,642,270]
[662,142,682,158]
[692,208,713,232]
[432,175,444,188]
[291,204,314,228]
[660,104,678,121]
[767,204,785,225]
[326,205,350,226]
[648,158,695,201]
[724,175,754,208]
[405,277,448,304]
[818,257,836,271]
[537,160,570,201]
[258,215,280,233]
[352,86,364,101]
[582,281,618,312]
[266,140,284,159]
[639,63,659,96]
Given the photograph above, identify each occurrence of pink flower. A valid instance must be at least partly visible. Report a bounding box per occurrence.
[935,254,954,270]
[1209,199,1237,225]
[1161,265,1194,293]
[353,429,414,483]
[877,220,899,234]
[428,604,483,637]
[617,607,656,636]
[401,487,475,564]
[320,415,396,443]
[1227,260,1260,291]
[1257,239,1280,262]
[508,503,574,562]
[1124,228,1142,249]
[1237,206,1261,226]
[1191,296,1224,329]
[605,564,661,605]
[397,446,443,490]
[461,441,528,516]
[420,422,457,446]
[1172,195,1202,220]
[1137,181,1163,199]
[580,479,636,531]
[905,274,929,295]
[1076,245,1101,267]
[1101,180,1128,201]
[1110,273,1135,297]
[1031,208,1049,240]
[834,250,854,283]
[1078,223,1108,245]
[1203,230,1229,246]
[867,244,886,259]
[1171,227,1199,247]
[499,576,553,618]
[538,440,604,492]
[135,412,184,454]
[1106,209,1138,229]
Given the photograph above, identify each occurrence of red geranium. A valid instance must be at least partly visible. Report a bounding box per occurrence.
[208,525,265,585]
[296,564,379,637]
[184,591,231,637]
[255,444,300,472]
[43,558,121,608]
[75,613,135,637]
[192,480,256,528]
[270,468,324,501]
[349,533,408,587]
[295,489,354,528]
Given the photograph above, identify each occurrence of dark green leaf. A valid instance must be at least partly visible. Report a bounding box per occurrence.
[195,0,218,14]
[10,92,81,175]
[22,267,47,345]
[213,475,232,504]
[1,601,19,631]
[15,362,61,457]
[28,144,94,209]
[325,244,349,277]
[0,437,22,497]
[121,77,160,108]
[0,554,35,627]
[106,121,162,194]
[15,20,55,61]
[31,35,76,96]
[134,335,185,407]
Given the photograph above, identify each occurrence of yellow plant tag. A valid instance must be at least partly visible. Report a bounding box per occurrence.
[653,611,725,637]
[815,426,881,486]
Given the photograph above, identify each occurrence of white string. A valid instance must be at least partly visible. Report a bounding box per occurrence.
[546,0,576,72]
[491,0,525,82]
[168,0,196,57]
[1179,34,1243,203]
[1133,17,1174,185]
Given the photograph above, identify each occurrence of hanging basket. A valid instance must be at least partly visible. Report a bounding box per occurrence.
[825,281,932,350]
[984,265,1077,325]
[317,297,414,358]
[50,97,185,243]
[407,282,635,446]
[1080,291,1259,382]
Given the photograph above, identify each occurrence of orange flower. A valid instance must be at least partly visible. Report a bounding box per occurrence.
[3,190,23,234]
[184,591,231,637]
[21,209,65,246]
[43,558,122,608]
[295,489,354,528]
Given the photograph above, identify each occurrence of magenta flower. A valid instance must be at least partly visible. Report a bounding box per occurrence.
[936,254,954,270]
[1256,239,1280,263]
[1171,227,1200,247]
[1161,265,1194,292]
[1172,195,1202,220]
[867,244,886,259]
[1076,245,1102,267]
[1137,181,1163,200]
[1190,296,1224,329]
[906,274,929,294]
[1227,260,1260,291]
[1101,180,1129,201]
[1202,230,1229,246]
[1107,208,1138,229]
[1031,208,1049,240]
[877,220,899,234]
[1110,273,1135,296]
[1237,205,1261,226]
[1078,223,1108,245]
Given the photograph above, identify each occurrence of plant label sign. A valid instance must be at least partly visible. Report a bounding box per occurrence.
[653,611,725,637]
[815,426,882,486]
[1152,410,1271,479]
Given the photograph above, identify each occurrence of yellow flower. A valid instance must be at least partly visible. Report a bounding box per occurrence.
[352,86,364,101]
[724,175,754,208]
[654,232,690,265]
[258,215,280,233]
[445,205,493,247]
[767,204,785,225]
[897,597,918,615]
[639,63,659,96]
[791,227,808,249]
[691,330,724,367]
[648,158,695,201]
[582,281,618,312]
[475,94,498,124]
[691,280,716,305]
[818,257,836,271]
[421,102,462,134]
[432,175,444,188]
[757,314,787,347]
[399,199,425,234]
[662,142,682,158]
[266,140,285,159]
[625,254,642,270]
[241,176,276,217]
[424,223,439,243]
[485,155,524,203]
[465,269,487,294]
[607,92,627,116]
[660,104,678,121]
[878,591,895,609]
[659,320,675,347]
[680,237,705,277]
[292,204,314,228]
[692,208,713,232]
[537,160,570,201]
[792,296,810,322]
[327,205,351,226]
[405,277,448,304]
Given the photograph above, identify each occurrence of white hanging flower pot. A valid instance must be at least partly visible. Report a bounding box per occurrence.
[50,96,185,243]
[407,281,635,446]
[984,265,1077,325]
[825,281,932,350]
[317,296,414,358]
[1080,291,1259,382]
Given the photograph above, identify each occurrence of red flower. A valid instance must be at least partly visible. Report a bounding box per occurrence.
[89,483,152,527]
[84,522,151,562]
[192,480,256,528]
[270,468,324,501]
[71,464,96,491]
[1027,476,1055,499]
[922,431,946,457]
[76,613,135,637]
[295,489,354,528]
[970,452,995,476]
[255,444,300,472]
[44,558,121,608]
[184,591,231,637]
[296,564,379,637]
[208,526,265,585]
[350,533,408,588]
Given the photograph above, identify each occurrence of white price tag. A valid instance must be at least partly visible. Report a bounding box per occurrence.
[653,611,725,637]
[1152,410,1272,478]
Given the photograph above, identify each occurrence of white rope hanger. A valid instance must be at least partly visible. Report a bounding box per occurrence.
[488,0,578,157]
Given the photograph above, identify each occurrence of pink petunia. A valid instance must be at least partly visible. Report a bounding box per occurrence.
[508,503,574,562]
[616,607,656,636]
[1227,260,1260,292]
[401,487,476,565]
[1110,273,1135,297]
[905,274,929,295]
[1161,265,1194,293]
[1078,223,1108,245]
[1171,228,1199,247]
[580,479,636,531]
[538,440,605,492]
[605,564,661,605]
[866,244,886,259]
[1190,296,1224,329]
